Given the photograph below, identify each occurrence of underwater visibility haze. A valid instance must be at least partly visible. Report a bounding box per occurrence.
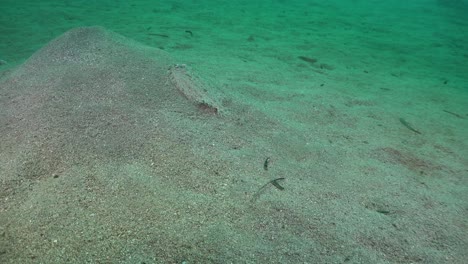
[0,0,467,263]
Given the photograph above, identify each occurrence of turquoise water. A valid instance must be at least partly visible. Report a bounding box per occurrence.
[1,1,467,77]
[1,1,467,263]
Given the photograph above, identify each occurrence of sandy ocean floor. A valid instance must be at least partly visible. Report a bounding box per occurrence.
[1,0,467,263]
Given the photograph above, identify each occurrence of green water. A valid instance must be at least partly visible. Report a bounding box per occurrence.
[1,1,467,263]
[2,1,467,78]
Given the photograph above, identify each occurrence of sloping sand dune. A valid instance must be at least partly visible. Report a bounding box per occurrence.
[1,26,467,263]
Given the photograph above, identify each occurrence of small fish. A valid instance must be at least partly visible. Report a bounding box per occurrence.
[263,157,270,171]
[443,110,464,119]
[270,177,285,190]
[251,178,285,202]
[399,118,421,134]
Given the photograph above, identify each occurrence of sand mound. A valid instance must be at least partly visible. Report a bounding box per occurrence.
[1,26,467,264]
[0,27,238,263]
[0,26,221,182]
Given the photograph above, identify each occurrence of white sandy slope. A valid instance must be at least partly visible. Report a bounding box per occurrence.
[1,1,468,263]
